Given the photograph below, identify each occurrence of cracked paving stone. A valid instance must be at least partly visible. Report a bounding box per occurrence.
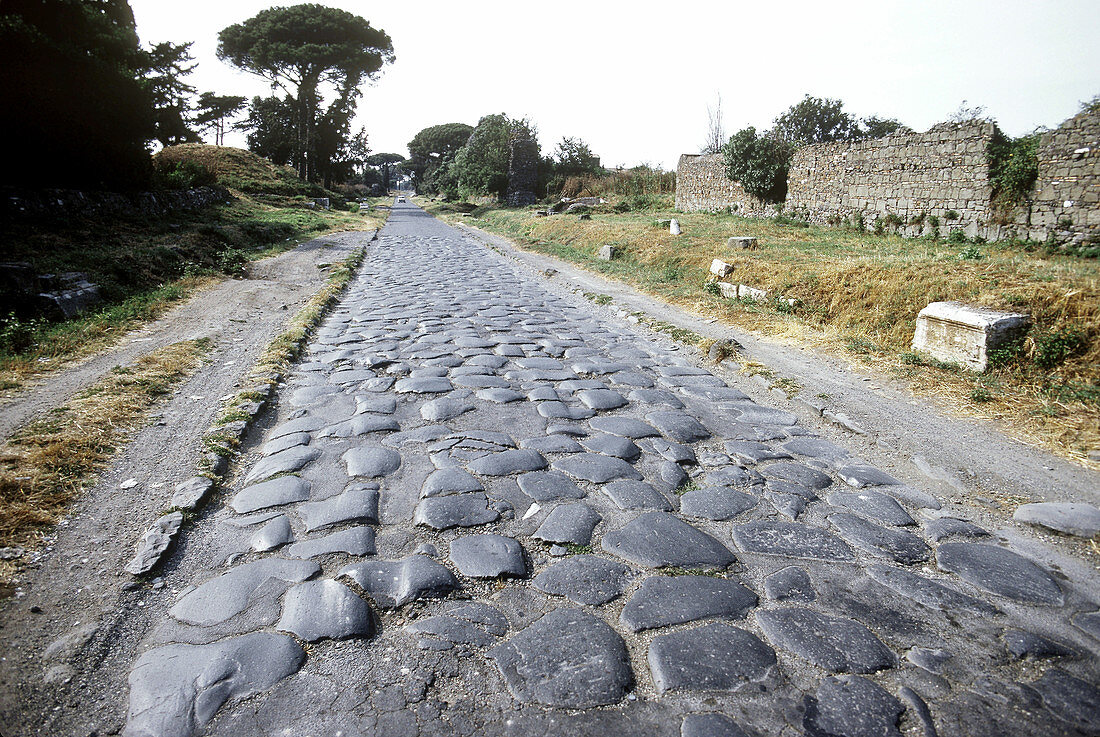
[520,434,584,454]
[261,432,310,457]
[782,437,851,465]
[610,371,655,388]
[680,486,758,521]
[648,622,777,694]
[124,633,305,737]
[447,601,508,635]
[532,554,632,605]
[244,446,322,485]
[602,479,673,511]
[382,425,452,447]
[421,467,484,497]
[830,513,931,564]
[680,713,751,737]
[924,517,990,542]
[589,416,659,439]
[268,415,327,439]
[828,489,916,526]
[580,433,641,460]
[655,460,688,491]
[906,646,951,673]
[602,511,735,569]
[705,466,762,488]
[1073,611,1100,640]
[414,492,500,530]
[229,477,312,510]
[763,566,816,602]
[724,441,792,464]
[355,396,397,414]
[619,575,758,632]
[467,448,547,476]
[276,579,374,642]
[645,411,711,443]
[803,675,904,737]
[867,563,999,615]
[453,374,512,389]
[394,376,453,394]
[317,414,401,438]
[835,463,903,489]
[406,614,496,650]
[765,490,807,520]
[286,526,375,558]
[553,453,643,483]
[1004,629,1078,660]
[1031,668,1100,734]
[298,485,380,532]
[341,446,402,478]
[489,608,633,708]
[419,397,475,421]
[649,438,697,465]
[251,515,294,552]
[937,542,1064,606]
[517,471,586,501]
[533,503,601,545]
[757,608,896,674]
[759,461,833,490]
[169,559,320,627]
[1013,502,1100,538]
[338,555,458,607]
[449,534,526,578]
[577,388,628,410]
[732,521,856,562]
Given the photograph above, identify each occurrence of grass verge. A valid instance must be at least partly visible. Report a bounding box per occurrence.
[424,199,1100,463]
[0,338,211,560]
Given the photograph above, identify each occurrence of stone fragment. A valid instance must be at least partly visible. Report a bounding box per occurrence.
[924,517,989,542]
[756,608,895,674]
[169,559,319,627]
[449,534,526,578]
[655,460,689,491]
[732,405,799,426]
[906,647,952,674]
[710,258,735,278]
[681,713,750,737]
[394,376,453,394]
[598,245,618,261]
[1013,502,1100,538]
[580,433,641,460]
[533,555,632,605]
[250,515,294,552]
[628,389,685,408]
[603,479,673,511]
[803,675,904,737]
[835,463,903,488]
[383,425,452,446]
[1073,611,1100,641]
[126,512,184,575]
[124,633,304,737]
[705,465,761,488]
[680,486,757,520]
[763,566,815,602]
[467,448,547,476]
[760,462,832,490]
[415,493,500,530]
[1030,669,1100,735]
[276,579,374,642]
[782,437,850,464]
[243,446,321,484]
[339,555,458,607]
[589,416,659,438]
[516,470,586,501]
[1004,629,1078,660]
[649,438,697,465]
[406,615,495,650]
[355,396,397,414]
[298,485,380,532]
[231,476,311,514]
[171,476,214,511]
[421,468,484,497]
[536,401,595,420]
[765,491,807,520]
[732,521,855,562]
[287,526,375,558]
[553,453,643,483]
[533,503,601,545]
[602,511,735,569]
[937,543,1063,606]
[723,441,791,464]
[727,236,757,249]
[577,388,628,410]
[867,564,998,615]
[619,575,757,632]
[830,513,931,564]
[828,489,916,526]
[342,446,401,478]
[489,608,632,708]
[912,301,1030,372]
[648,622,776,694]
[646,411,711,442]
[261,431,311,456]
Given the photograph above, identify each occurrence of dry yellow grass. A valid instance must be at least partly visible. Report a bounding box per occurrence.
[439,202,1099,463]
[0,339,209,549]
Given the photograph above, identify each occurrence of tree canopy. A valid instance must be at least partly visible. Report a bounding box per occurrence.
[195,93,248,146]
[723,127,793,202]
[451,115,537,199]
[772,95,861,146]
[144,41,200,147]
[406,123,474,187]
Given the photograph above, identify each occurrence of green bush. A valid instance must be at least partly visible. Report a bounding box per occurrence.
[988,130,1040,214]
[1033,328,1086,369]
[947,228,968,244]
[0,312,45,354]
[154,161,218,190]
[723,127,793,202]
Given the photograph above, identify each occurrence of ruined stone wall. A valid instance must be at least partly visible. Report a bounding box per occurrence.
[674,154,775,217]
[2,185,232,221]
[1023,107,1099,244]
[506,138,539,207]
[785,121,997,238]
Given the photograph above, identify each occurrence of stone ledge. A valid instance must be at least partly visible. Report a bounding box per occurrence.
[912,301,1030,372]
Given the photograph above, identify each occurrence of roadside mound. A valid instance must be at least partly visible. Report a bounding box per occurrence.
[154,144,322,197]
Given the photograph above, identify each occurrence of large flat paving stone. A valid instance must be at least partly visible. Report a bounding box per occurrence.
[867,563,998,615]
[756,608,896,674]
[619,575,758,632]
[276,579,374,642]
[414,492,501,530]
[533,503,601,545]
[316,414,400,438]
[648,622,777,694]
[449,534,526,578]
[580,433,641,460]
[602,512,735,569]
[488,608,633,708]
[680,714,751,737]
[759,462,832,490]
[828,489,916,526]
[341,446,402,478]
[645,411,711,443]
[169,559,319,627]
[467,448,547,476]
[1014,502,1100,538]
[937,542,1064,606]
[338,555,458,607]
[532,555,632,605]
[803,675,904,737]
[298,485,380,532]
[517,471,586,501]
[835,463,903,488]
[602,479,673,511]
[231,476,311,514]
[286,526,376,558]
[680,486,758,520]
[589,416,659,439]
[1030,668,1100,734]
[763,566,816,602]
[829,513,931,564]
[243,446,322,485]
[421,467,484,497]
[553,453,643,483]
[250,515,294,552]
[731,521,856,562]
[124,633,304,737]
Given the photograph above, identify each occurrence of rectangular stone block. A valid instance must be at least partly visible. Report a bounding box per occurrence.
[912,301,1031,372]
[598,245,619,261]
[727,237,757,250]
[715,281,738,299]
[737,285,768,302]
[710,259,734,278]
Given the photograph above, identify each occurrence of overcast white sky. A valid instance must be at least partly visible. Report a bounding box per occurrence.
[130,0,1100,170]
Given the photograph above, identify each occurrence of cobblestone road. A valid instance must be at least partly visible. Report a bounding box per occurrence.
[122,202,1099,737]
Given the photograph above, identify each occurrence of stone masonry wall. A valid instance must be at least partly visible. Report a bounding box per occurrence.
[2,185,232,221]
[1023,107,1100,244]
[785,120,997,238]
[674,154,776,218]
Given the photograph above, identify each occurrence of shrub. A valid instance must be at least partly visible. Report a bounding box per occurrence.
[154,161,218,190]
[1033,328,1086,369]
[722,127,793,202]
[947,228,968,244]
[988,130,1040,219]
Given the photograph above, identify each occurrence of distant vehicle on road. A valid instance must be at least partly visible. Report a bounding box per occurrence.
[397,196,406,203]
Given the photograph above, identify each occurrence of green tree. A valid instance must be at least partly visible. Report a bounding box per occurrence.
[0,0,154,188]
[406,123,474,189]
[772,94,860,145]
[218,5,394,182]
[143,41,199,147]
[451,114,537,199]
[237,96,297,166]
[722,127,793,202]
[859,115,910,139]
[194,92,247,145]
[553,137,602,177]
[366,153,405,190]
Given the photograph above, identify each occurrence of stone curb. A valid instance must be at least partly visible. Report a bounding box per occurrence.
[124,234,376,577]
